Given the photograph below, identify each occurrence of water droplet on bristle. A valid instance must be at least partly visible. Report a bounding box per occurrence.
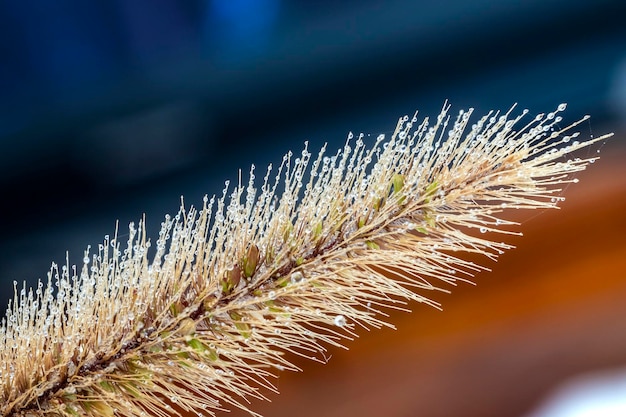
[290,271,304,284]
[334,315,347,327]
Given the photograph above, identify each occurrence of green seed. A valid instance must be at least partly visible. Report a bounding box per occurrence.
[373,197,385,211]
[186,338,207,352]
[366,240,380,250]
[392,173,405,193]
[221,264,242,294]
[169,302,179,317]
[275,276,290,287]
[83,401,114,417]
[65,406,79,417]
[424,181,439,204]
[176,318,196,336]
[283,223,293,242]
[120,382,142,399]
[99,381,115,393]
[313,221,323,237]
[242,244,260,278]
[424,181,439,195]
[229,312,251,339]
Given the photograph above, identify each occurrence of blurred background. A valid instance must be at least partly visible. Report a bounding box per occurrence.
[1,0,625,416]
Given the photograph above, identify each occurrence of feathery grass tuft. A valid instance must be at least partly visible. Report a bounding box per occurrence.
[1,103,612,417]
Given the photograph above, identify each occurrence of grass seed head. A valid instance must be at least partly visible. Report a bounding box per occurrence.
[0,103,612,417]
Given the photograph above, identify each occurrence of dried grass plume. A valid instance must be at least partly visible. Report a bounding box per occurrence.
[1,103,612,417]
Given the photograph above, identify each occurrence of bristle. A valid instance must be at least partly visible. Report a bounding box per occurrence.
[0,104,612,417]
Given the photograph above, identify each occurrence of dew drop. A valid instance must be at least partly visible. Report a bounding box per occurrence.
[268,291,276,300]
[290,271,304,284]
[479,227,487,233]
[67,361,77,376]
[334,315,347,327]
